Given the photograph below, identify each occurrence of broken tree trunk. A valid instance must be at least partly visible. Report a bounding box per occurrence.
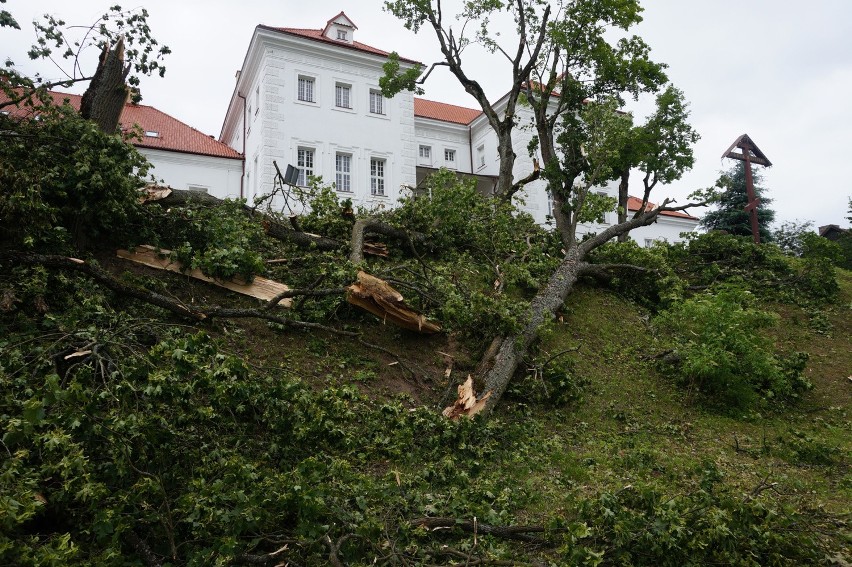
[80,37,130,134]
[116,245,293,307]
[350,217,428,263]
[346,271,440,334]
[472,247,586,418]
[143,187,341,252]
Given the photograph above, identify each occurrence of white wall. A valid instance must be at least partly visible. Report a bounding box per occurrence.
[415,120,472,173]
[628,215,699,246]
[140,148,243,200]
[224,29,419,213]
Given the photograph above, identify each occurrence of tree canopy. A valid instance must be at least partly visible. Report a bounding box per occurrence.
[701,162,776,242]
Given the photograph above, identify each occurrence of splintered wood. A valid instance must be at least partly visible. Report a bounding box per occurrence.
[139,185,172,203]
[116,245,292,308]
[346,271,440,334]
[442,375,491,419]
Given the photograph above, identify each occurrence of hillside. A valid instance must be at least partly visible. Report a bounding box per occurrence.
[2,232,849,564]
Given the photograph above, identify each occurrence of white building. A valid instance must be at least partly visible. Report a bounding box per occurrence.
[220,12,420,212]
[219,11,699,242]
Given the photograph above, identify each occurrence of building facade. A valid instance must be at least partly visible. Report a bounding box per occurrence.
[220,12,699,242]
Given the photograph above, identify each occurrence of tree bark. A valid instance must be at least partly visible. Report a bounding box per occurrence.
[80,38,130,134]
[473,201,709,417]
[617,168,630,242]
[477,246,585,416]
[349,218,427,263]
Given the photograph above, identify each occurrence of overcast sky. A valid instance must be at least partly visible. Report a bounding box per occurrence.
[2,0,850,229]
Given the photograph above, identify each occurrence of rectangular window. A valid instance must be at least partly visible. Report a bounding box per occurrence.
[370,158,385,196]
[335,153,352,192]
[644,238,654,248]
[477,145,485,168]
[369,90,385,115]
[297,148,314,186]
[335,84,351,109]
[255,85,260,114]
[444,149,455,162]
[298,76,315,102]
[337,29,347,40]
[419,145,431,159]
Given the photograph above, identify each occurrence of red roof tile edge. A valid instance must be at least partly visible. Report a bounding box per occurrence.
[414,98,482,125]
[0,90,243,160]
[627,196,699,220]
[261,26,420,65]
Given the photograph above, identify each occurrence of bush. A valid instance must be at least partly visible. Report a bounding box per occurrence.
[563,480,825,565]
[587,240,683,309]
[654,289,811,407]
[151,199,267,281]
[668,232,839,304]
[0,103,150,251]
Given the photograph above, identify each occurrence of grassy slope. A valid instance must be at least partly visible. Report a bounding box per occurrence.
[478,275,850,547]
[164,260,851,553]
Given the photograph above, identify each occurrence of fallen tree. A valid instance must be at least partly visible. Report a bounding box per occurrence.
[386,0,710,416]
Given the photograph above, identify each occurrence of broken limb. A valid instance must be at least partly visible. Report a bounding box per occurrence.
[346,271,441,334]
[349,217,427,264]
[146,188,342,251]
[410,517,550,543]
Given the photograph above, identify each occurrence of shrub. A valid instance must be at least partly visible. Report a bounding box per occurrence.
[587,240,683,309]
[654,289,812,407]
[668,232,839,304]
[563,481,825,565]
[151,199,267,281]
[0,103,150,251]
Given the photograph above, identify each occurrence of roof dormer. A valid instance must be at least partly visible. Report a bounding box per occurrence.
[322,11,357,44]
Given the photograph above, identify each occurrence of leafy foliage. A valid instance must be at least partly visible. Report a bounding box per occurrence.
[666,232,838,305]
[0,104,150,251]
[150,199,267,281]
[654,289,811,407]
[2,4,170,104]
[587,240,683,309]
[564,476,825,566]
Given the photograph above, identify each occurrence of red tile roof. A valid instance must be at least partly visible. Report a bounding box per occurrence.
[627,196,699,220]
[261,26,420,65]
[414,98,482,125]
[0,90,242,160]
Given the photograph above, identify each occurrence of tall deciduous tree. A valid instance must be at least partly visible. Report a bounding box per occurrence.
[613,85,699,241]
[701,162,775,242]
[385,0,711,416]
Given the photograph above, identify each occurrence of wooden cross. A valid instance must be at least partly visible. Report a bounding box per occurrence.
[722,134,772,244]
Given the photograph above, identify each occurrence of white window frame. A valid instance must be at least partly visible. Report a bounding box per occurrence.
[335,83,352,109]
[369,89,385,115]
[476,145,486,169]
[370,158,386,196]
[337,29,347,40]
[335,153,352,193]
[297,75,316,103]
[444,149,456,163]
[297,147,315,187]
[419,145,431,160]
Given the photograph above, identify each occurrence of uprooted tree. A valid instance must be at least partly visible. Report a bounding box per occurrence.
[384,0,711,416]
